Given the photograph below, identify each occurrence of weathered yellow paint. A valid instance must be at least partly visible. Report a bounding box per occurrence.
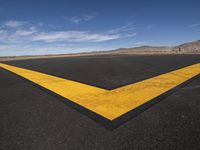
[0,63,200,120]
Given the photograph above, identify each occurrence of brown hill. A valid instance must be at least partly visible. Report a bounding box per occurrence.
[173,40,200,53]
[94,40,200,54]
[1,40,200,61]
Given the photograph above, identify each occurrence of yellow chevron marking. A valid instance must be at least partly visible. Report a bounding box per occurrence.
[0,63,200,120]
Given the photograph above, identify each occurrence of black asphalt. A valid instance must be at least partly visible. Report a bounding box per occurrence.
[1,54,200,150]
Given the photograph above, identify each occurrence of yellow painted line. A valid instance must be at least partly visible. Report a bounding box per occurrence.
[0,63,200,120]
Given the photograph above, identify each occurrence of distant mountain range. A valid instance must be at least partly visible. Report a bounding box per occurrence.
[173,40,200,53]
[0,40,200,61]
[85,40,200,55]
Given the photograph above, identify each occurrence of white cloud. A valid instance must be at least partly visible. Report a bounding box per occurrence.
[68,16,82,24]
[0,29,7,35]
[0,20,137,56]
[109,22,136,34]
[186,23,200,28]
[65,13,96,24]
[81,14,96,21]
[0,20,137,45]
[38,22,44,26]
[4,20,27,28]
[0,45,11,50]
[32,31,120,42]
[15,29,37,36]
[122,33,137,38]
[0,30,9,41]
[0,27,38,44]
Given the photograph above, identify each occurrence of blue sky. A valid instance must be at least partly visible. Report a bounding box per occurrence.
[0,0,200,56]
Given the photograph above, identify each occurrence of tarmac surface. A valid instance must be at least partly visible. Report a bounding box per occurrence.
[1,54,200,150]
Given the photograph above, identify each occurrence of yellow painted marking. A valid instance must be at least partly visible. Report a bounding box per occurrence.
[0,63,200,120]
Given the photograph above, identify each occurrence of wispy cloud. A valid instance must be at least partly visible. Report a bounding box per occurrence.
[0,20,137,56]
[0,29,120,43]
[69,16,82,24]
[32,31,120,42]
[0,20,136,44]
[186,23,200,28]
[4,20,28,28]
[0,23,38,44]
[81,14,96,21]
[15,30,37,36]
[109,22,136,34]
[64,13,96,24]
